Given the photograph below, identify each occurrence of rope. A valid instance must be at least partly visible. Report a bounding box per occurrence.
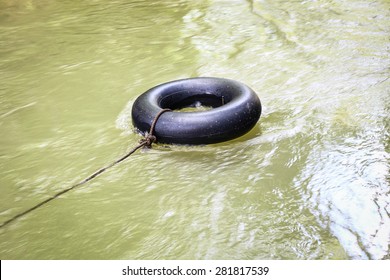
[0,108,171,229]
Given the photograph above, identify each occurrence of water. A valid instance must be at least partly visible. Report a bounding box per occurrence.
[0,0,389,259]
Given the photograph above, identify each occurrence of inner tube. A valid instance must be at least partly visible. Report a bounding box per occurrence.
[131,77,262,145]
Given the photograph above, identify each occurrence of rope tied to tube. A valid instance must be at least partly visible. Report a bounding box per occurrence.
[139,108,171,148]
[0,108,171,229]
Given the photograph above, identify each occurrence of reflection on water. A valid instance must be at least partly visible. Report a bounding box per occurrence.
[0,0,389,259]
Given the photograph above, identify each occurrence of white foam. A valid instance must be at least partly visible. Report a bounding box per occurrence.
[115,99,135,135]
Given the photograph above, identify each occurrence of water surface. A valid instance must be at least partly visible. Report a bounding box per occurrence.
[0,0,389,259]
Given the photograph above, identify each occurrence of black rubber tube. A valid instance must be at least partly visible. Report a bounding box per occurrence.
[131,77,262,144]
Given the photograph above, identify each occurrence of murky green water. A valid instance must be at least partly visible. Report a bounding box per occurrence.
[0,0,389,259]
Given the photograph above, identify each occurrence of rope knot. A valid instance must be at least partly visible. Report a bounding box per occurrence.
[141,132,157,148]
[139,108,171,149]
